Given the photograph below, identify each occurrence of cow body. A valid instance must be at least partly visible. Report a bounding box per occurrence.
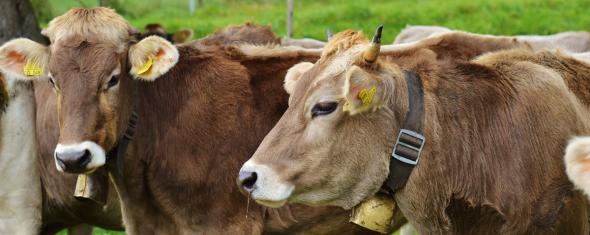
[239,29,590,234]
[0,73,41,234]
[395,25,590,53]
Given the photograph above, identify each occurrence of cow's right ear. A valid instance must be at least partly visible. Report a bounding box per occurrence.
[284,62,314,95]
[565,137,590,198]
[342,65,385,115]
[0,38,49,80]
[129,35,179,81]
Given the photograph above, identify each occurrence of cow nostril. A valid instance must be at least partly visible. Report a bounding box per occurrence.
[77,150,91,167]
[240,171,258,192]
[56,156,66,170]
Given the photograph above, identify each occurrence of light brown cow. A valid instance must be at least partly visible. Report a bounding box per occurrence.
[238,28,590,234]
[395,25,590,53]
[0,7,377,234]
[393,25,451,44]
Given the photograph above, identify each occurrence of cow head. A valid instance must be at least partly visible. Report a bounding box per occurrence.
[238,27,407,209]
[0,8,179,174]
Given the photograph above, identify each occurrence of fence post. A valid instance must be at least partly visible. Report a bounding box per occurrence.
[287,0,293,38]
[189,0,195,15]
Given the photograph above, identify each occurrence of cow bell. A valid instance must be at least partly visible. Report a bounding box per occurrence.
[350,193,397,234]
[74,173,108,205]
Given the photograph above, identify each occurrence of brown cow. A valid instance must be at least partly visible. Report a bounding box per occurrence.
[0,7,376,234]
[200,22,326,49]
[238,28,590,234]
[140,23,194,44]
[200,22,282,46]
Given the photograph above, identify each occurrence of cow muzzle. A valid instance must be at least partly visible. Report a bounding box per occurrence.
[237,160,294,208]
[54,141,106,174]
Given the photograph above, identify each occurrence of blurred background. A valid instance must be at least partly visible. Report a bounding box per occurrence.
[19,0,590,43]
[3,0,590,234]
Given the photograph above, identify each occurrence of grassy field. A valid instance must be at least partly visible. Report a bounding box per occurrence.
[41,0,590,234]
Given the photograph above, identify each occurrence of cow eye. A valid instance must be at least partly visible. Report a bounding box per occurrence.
[48,77,55,87]
[311,102,338,118]
[107,75,120,89]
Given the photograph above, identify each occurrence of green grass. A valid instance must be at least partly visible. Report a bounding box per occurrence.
[39,0,590,42]
[42,0,589,234]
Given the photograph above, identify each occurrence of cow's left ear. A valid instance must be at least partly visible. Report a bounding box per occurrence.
[0,38,49,80]
[129,35,179,81]
[172,29,193,44]
[342,65,384,115]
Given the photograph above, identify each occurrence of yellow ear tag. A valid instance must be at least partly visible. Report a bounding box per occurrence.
[358,87,376,106]
[137,57,154,75]
[23,60,43,76]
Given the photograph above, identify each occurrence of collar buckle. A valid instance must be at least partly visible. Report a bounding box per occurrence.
[392,129,425,166]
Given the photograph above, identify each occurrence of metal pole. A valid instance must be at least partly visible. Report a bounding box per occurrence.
[287,0,293,38]
[189,0,195,15]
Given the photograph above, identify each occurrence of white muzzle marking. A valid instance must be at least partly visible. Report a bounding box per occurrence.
[240,159,294,208]
[54,141,106,172]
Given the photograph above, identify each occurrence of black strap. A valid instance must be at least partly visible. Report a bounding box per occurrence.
[107,111,138,178]
[384,70,425,193]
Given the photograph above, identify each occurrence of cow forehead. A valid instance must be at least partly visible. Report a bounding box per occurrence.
[49,41,120,80]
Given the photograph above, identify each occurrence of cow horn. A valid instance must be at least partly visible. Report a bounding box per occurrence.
[327,28,333,41]
[363,25,383,63]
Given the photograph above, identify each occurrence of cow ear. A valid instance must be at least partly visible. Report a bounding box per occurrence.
[284,62,313,95]
[172,29,194,44]
[342,65,384,115]
[565,137,590,198]
[129,35,179,81]
[0,38,49,80]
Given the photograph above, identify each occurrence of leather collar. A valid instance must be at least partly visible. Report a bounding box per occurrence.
[384,70,426,193]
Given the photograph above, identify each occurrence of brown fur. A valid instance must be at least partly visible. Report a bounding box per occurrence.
[35,7,375,235]
[246,30,590,234]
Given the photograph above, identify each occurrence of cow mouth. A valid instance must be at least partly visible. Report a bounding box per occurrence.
[254,198,288,208]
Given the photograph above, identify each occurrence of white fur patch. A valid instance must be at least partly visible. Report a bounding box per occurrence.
[0,73,41,234]
[565,137,590,200]
[240,160,294,208]
[54,141,106,172]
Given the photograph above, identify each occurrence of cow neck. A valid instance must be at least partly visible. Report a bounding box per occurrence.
[384,70,425,193]
[106,80,139,178]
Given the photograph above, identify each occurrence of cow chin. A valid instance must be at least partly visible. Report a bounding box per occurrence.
[54,141,106,174]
